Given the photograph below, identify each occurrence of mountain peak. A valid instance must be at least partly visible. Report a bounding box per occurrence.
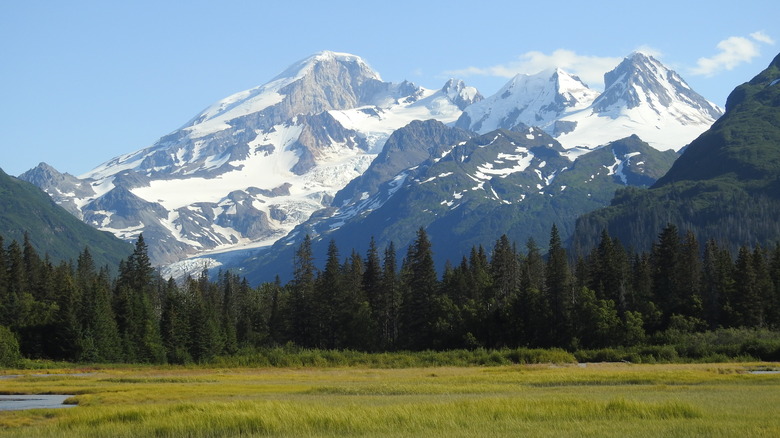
[455,67,598,134]
[273,50,382,83]
[440,78,483,110]
[593,52,722,120]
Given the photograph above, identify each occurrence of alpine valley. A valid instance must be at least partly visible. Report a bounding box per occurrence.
[18,50,724,282]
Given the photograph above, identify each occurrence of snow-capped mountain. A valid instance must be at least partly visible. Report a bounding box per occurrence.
[457,52,723,152]
[22,51,482,265]
[455,68,599,134]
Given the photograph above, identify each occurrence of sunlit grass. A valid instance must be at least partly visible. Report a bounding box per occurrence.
[1,362,778,437]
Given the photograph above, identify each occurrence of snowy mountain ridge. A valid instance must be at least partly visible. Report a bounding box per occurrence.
[458,52,723,152]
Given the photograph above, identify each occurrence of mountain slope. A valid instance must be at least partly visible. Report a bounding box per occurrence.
[0,168,132,267]
[235,127,677,284]
[22,51,481,265]
[573,52,780,252]
[457,52,722,152]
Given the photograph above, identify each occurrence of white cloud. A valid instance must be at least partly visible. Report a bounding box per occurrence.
[444,49,623,89]
[750,31,775,45]
[691,32,775,76]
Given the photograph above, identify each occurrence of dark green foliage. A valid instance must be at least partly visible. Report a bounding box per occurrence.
[399,228,440,350]
[0,168,132,270]
[0,325,21,367]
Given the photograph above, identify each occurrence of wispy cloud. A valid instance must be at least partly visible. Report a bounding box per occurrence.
[691,32,775,76]
[444,49,623,89]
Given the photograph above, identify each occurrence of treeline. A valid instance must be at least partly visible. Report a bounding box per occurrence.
[1,224,780,365]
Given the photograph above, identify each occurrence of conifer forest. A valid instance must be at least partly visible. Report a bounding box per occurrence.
[2,223,780,365]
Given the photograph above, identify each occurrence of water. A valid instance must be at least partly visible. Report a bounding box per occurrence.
[0,395,75,411]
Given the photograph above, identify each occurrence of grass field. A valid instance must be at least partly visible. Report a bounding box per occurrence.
[0,362,778,437]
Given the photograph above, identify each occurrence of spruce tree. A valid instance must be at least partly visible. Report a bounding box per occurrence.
[399,228,439,350]
[219,272,239,355]
[731,246,761,327]
[545,224,571,346]
[160,278,190,363]
[342,249,375,350]
[363,237,383,333]
[488,235,520,347]
[651,224,682,326]
[114,235,165,363]
[316,240,342,348]
[381,241,400,348]
[678,230,703,319]
[289,235,316,346]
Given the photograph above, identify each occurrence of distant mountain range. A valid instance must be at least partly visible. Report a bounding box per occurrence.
[17,50,724,280]
[455,52,722,151]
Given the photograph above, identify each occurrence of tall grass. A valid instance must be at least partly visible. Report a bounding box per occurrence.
[1,362,778,437]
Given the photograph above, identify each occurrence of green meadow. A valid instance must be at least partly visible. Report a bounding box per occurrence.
[1,362,779,437]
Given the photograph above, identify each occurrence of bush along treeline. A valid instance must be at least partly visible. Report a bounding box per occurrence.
[1,224,780,366]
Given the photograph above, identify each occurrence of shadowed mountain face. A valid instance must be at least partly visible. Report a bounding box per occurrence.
[238,126,677,284]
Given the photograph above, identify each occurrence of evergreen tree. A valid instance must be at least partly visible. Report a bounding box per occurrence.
[731,246,762,327]
[235,277,267,348]
[651,224,682,326]
[544,224,571,346]
[753,246,774,327]
[399,228,440,350]
[47,262,81,360]
[341,249,375,350]
[589,231,630,314]
[219,272,239,355]
[363,237,383,320]
[316,240,343,348]
[288,235,316,346]
[3,240,26,328]
[701,240,728,329]
[266,276,284,345]
[381,241,400,348]
[469,245,492,302]
[181,270,224,362]
[769,244,780,328]
[678,230,703,319]
[160,278,191,364]
[487,235,520,347]
[114,235,165,363]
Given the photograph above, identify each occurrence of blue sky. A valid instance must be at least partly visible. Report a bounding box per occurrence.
[1,0,777,177]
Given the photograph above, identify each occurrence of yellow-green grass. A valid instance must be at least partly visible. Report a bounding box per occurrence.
[0,363,778,437]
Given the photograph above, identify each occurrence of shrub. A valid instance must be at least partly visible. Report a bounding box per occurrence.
[0,325,21,368]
